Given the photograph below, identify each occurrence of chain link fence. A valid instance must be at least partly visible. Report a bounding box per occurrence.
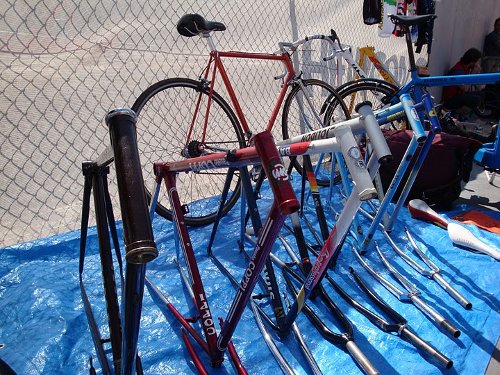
[1,0,423,247]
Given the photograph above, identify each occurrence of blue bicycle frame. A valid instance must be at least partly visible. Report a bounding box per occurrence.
[358,14,500,249]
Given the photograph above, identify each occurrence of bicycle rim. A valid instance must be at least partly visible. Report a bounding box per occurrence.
[132,77,245,226]
[336,78,399,113]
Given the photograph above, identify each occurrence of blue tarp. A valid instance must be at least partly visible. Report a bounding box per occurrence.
[1,181,499,374]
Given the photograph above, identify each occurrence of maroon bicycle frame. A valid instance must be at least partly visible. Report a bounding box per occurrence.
[155,131,299,370]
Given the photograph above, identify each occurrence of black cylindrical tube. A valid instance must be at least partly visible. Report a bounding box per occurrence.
[120,263,147,375]
[106,108,158,264]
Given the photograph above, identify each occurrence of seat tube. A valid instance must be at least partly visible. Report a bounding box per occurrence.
[253,131,300,215]
[334,124,377,201]
[422,90,442,133]
[400,93,427,142]
[359,136,420,253]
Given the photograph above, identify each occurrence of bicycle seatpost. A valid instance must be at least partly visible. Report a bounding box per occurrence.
[253,131,300,215]
[389,14,437,73]
[404,26,417,73]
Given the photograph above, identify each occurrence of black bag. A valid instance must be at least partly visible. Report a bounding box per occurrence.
[378,130,482,210]
[363,0,382,25]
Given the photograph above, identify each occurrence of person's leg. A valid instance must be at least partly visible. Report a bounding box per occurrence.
[444,91,484,110]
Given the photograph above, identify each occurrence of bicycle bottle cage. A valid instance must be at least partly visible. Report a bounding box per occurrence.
[177,14,226,37]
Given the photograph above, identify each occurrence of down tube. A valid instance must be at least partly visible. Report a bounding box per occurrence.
[384,133,436,231]
[282,155,379,333]
[385,91,440,231]
[358,136,420,253]
[216,201,286,355]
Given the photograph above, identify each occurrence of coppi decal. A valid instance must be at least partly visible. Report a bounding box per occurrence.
[271,163,288,181]
[347,146,366,169]
[347,146,361,159]
[410,108,420,122]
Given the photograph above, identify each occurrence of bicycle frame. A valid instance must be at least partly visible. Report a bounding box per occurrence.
[309,30,398,87]
[193,34,296,142]
[80,109,158,375]
[349,15,500,250]
[312,30,399,114]
[332,43,398,86]
[358,46,400,86]
[148,104,388,368]
[381,15,500,232]
[275,91,432,255]
[152,131,300,369]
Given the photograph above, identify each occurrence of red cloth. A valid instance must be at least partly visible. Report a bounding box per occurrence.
[441,61,469,104]
[452,211,500,234]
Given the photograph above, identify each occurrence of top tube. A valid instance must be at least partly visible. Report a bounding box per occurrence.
[277,34,338,61]
[399,71,500,94]
[390,14,500,95]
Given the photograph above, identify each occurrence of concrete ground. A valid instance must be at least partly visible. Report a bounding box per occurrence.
[454,118,499,212]
[458,164,499,375]
[451,119,499,375]
[456,162,500,212]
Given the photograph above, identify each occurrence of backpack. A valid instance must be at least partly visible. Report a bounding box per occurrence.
[378,130,482,210]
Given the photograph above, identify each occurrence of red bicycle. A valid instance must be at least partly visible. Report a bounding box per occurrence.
[132,13,349,226]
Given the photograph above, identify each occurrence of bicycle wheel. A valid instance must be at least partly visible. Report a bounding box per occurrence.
[337,78,399,114]
[132,78,245,226]
[281,78,350,186]
[323,78,399,192]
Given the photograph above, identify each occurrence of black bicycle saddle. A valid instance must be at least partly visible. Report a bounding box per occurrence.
[177,14,226,37]
[389,14,437,27]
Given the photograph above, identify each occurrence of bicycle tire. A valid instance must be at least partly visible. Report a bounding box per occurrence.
[132,77,245,226]
[281,78,350,186]
[323,78,399,133]
[336,78,399,113]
